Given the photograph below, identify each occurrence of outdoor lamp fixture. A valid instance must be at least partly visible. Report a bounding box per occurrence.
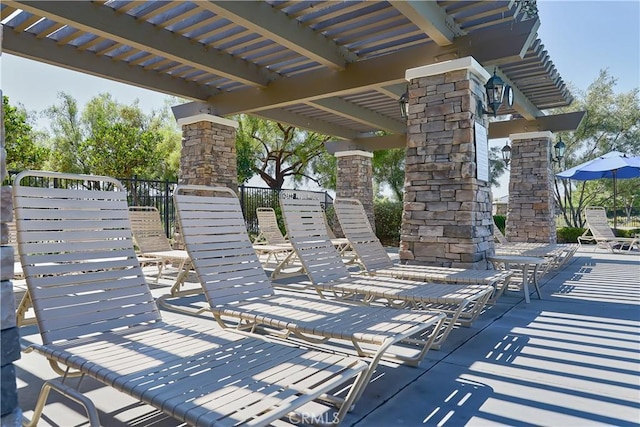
[399,91,409,119]
[501,142,512,166]
[551,137,566,162]
[477,69,509,118]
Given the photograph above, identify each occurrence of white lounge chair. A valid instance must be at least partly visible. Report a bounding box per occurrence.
[13,171,369,427]
[256,206,358,266]
[580,206,639,253]
[493,223,578,269]
[280,194,494,349]
[252,207,303,278]
[173,184,447,403]
[128,206,193,287]
[333,197,513,302]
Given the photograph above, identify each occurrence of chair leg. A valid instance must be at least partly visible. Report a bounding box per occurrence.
[23,379,101,427]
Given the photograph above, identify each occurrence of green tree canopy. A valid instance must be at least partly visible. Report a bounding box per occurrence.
[553,69,640,227]
[2,95,49,171]
[235,115,333,189]
[46,92,180,180]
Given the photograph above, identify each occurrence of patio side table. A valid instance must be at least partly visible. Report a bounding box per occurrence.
[488,255,545,303]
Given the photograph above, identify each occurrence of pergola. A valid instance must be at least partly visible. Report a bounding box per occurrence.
[1,0,583,266]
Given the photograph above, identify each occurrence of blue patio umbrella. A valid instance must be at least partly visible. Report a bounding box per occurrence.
[556,151,640,229]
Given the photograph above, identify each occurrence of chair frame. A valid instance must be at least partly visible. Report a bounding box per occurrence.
[173,184,448,403]
[333,197,513,302]
[128,206,193,287]
[580,206,639,253]
[280,195,494,349]
[14,170,369,427]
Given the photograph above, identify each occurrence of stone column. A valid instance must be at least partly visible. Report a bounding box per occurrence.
[175,114,238,249]
[1,85,22,423]
[506,131,557,243]
[177,113,238,193]
[400,57,494,269]
[335,150,376,232]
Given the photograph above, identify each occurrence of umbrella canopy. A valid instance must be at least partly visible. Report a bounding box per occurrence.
[556,151,640,229]
[556,151,640,180]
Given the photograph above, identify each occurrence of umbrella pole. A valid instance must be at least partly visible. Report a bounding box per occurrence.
[613,169,617,231]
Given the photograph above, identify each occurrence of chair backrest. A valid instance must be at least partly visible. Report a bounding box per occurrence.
[334,198,394,271]
[280,193,351,284]
[584,206,616,238]
[256,207,288,245]
[7,221,20,261]
[128,206,173,252]
[322,209,338,240]
[174,185,274,306]
[13,171,160,345]
[493,223,509,244]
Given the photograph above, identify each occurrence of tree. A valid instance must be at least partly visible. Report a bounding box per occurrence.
[553,70,640,227]
[373,149,405,201]
[46,92,180,180]
[235,115,332,189]
[3,95,49,171]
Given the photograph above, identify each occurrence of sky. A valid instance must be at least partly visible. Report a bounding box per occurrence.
[1,1,639,196]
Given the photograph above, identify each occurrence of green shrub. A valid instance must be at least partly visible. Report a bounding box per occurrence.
[374,199,403,247]
[556,227,587,243]
[616,228,640,238]
[493,215,506,234]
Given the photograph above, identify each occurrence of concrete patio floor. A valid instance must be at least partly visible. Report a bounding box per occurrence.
[12,246,640,426]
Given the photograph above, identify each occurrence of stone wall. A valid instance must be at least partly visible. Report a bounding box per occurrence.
[335,151,376,234]
[1,84,21,424]
[506,132,557,243]
[178,115,238,193]
[400,59,494,269]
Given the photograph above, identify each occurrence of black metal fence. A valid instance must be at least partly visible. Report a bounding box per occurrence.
[6,171,332,238]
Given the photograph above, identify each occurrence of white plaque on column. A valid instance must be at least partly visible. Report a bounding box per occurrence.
[474,123,489,182]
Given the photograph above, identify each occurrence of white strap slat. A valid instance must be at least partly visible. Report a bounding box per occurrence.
[19,238,134,256]
[15,205,129,221]
[42,309,160,344]
[32,270,147,298]
[14,183,125,198]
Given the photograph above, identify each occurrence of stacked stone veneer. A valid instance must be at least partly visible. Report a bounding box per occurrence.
[400,59,494,269]
[506,132,557,243]
[178,114,238,192]
[335,151,375,233]
[1,85,21,424]
[175,114,238,249]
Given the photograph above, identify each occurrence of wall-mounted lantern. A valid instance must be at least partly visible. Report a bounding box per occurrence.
[477,69,512,118]
[399,91,409,119]
[501,142,512,166]
[551,137,566,163]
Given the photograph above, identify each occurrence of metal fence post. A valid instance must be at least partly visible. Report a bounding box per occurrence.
[164,179,171,237]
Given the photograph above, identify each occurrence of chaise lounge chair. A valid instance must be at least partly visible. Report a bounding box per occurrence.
[173,185,447,403]
[579,206,639,253]
[13,170,369,427]
[279,194,494,349]
[128,206,193,287]
[492,223,578,270]
[333,197,513,302]
[252,207,304,279]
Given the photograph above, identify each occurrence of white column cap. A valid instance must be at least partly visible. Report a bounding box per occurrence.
[406,57,491,82]
[177,113,238,129]
[509,131,553,141]
[334,150,374,158]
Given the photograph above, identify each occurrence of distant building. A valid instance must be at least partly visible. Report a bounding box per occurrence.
[493,195,508,216]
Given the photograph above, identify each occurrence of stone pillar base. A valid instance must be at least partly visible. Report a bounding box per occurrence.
[177,114,238,193]
[335,150,375,234]
[400,57,495,269]
[506,131,557,243]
